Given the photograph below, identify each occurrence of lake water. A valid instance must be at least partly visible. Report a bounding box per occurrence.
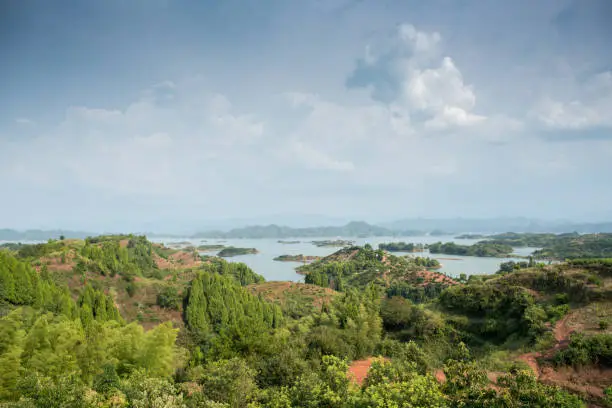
[150,235,539,282]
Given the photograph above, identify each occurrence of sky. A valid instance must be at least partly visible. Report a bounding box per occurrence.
[1,0,612,232]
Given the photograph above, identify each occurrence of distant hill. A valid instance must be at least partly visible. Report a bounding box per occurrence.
[0,228,94,241]
[192,221,400,239]
[381,218,612,234]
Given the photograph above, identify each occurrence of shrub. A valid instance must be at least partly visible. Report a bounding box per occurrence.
[126,282,137,298]
[156,286,181,310]
[555,333,612,367]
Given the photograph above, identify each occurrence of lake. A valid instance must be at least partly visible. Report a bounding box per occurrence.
[150,235,539,282]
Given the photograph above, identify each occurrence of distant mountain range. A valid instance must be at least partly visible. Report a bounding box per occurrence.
[191,221,403,239]
[2,218,612,241]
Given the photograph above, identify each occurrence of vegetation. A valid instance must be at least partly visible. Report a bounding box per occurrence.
[455,234,487,239]
[532,233,612,259]
[311,239,355,247]
[196,244,226,252]
[410,256,442,269]
[484,232,566,247]
[378,242,421,252]
[2,234,611,407]
[428,241,514,257]
[554,332,612,367]
[273,254,321,262]
[217,247,259,257]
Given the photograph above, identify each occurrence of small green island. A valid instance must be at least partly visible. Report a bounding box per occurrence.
[311,239,355,247]
[454,234,488,239]
[378,242,423,252]
[197,244,226,252]
[217,247,259,257]
[278,240,301,244]
[273,254,321,263]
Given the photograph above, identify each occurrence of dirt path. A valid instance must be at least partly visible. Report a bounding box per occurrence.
[348,357,389,386]
[516,312,576,378]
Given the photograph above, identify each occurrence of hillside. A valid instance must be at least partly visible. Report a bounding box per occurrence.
[2,235,612,406]
[247,281,338,318]
[297,245,457,291]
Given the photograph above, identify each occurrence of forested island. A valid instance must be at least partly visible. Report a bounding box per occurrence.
[1,233,611,406]
[273,254,321,263]
[454,233,488,239]
[311,239,355,247]
[196,244,226,252]
[378,242,422,252]
[278,240,300,244]
[427,241,514,257]
[216,246,259,257]
[476,232,612,259]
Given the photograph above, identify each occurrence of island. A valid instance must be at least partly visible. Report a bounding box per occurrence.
[278,240,301,244]
[454,234,488,239]
[427,241,514,257]
[217,246,259,257]
[273,254,321,263]
[311,239,355,247]
[197,244,226,252]
[378,242,423,252]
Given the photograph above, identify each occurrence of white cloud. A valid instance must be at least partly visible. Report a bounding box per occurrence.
[532,70,612,130]
[1,80,268,197]
[348,24,493,135]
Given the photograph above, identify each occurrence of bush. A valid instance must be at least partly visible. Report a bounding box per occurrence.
[600,320,610,331]
[555,333,612,367]
[156,286,181,310]
[126,282,137,298]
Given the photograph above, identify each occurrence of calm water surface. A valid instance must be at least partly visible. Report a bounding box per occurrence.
[151,235,539,282]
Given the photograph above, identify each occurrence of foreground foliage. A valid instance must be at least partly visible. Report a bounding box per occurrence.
[1,237,609,407]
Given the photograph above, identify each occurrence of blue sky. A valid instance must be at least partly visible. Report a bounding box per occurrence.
[1,0,611,231]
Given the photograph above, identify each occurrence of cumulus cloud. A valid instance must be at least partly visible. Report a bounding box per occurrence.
[346,24,489,134]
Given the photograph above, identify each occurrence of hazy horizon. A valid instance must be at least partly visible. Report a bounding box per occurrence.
[2,1,611,232]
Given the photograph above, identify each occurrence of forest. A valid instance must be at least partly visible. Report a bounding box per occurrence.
[1,234,612,407]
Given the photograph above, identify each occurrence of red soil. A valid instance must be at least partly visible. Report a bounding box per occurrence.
[415,270,458,285]
[348,357,389,386]
[153,250,202,269]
